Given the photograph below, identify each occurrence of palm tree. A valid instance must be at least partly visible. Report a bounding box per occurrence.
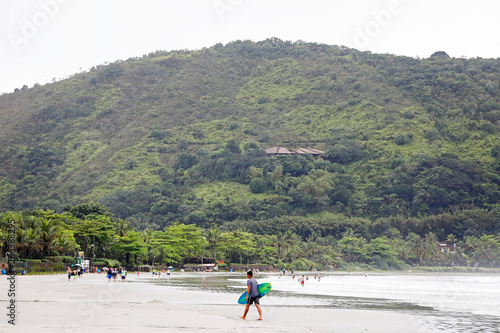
[26,229,41,258]
[284,232,301,263]
[406,233,426,265]
[321,235,336,247]
[476,235,499,267]
[0,229,5,258]
[283,230,294,262]
[392,238,411,263]
[114,219,131,237]
[272,232,285,261]
[142,228,161,266]
[206,226,220,259]
[21,215,38,230]
[54,236,77,256]
[463,236,479,266]
[37,218,59,257]
[15,229,30,258]
[446,234,458,245]
[424,232,439,265]
[307,232,320,261]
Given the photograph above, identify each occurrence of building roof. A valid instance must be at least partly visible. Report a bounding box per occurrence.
[264,146,293,155]
[294,148,325,155]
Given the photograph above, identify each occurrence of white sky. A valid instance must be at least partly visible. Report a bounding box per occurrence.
[1,0,499,94]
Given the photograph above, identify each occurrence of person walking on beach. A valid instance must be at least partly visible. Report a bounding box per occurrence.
[121,268,127,282]
[112,268,118,282]
[240,270,263,321]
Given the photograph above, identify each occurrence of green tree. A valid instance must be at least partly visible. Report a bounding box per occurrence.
[226,140,241,154]
[73,215,114,259]
[406,233,426,265]
[475,235,499,267]
[220,230,255,264]
[164,224,207,264]
[65,203,111,220]
[369,237,398,267]
[110,231,145,265]
[37,217,60,256]
[206,226,221,259]
[249,178,267,194]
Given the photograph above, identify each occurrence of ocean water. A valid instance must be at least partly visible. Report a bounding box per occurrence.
[138,272,500,332]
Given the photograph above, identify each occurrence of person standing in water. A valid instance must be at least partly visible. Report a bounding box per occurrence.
[240,270,263,321]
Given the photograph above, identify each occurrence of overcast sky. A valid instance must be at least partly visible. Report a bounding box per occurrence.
[1,0,499,94]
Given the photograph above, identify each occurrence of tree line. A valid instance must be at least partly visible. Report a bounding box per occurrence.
[1,203,499,270]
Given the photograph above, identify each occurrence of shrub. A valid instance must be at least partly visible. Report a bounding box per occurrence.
[326,140,364,164]
[402,110,415,119]
[257,97,268,104]
[151,129,167,140]
[249,178,267,194]
[124,158,138,170]
[229,122,240,131]
[394,134,412,145]
[424,128,440,140]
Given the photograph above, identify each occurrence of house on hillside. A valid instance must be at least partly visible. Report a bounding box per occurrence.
[264,146,293,157]
[264,146,325,158]
[293,148,325,158]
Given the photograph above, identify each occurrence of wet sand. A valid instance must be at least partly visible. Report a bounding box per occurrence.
[0,273,432,332]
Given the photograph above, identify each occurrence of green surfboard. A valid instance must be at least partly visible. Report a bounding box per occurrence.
[238,282,272,304]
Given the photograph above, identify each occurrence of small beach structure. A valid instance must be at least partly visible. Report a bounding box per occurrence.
[137,265,154,273]
[437,242,456,253]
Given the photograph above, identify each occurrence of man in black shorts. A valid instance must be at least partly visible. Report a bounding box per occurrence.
[240,270,263,320]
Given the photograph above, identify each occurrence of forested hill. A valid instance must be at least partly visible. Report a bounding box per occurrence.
[1,38,500,239]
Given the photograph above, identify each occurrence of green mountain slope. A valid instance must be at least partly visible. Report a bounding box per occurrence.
[1,39,499,235]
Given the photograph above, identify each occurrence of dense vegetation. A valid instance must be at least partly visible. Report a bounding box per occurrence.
[1,39,500,268]
[2,206,499,270]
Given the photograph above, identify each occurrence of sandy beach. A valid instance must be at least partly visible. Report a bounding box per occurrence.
[0,273,434,333]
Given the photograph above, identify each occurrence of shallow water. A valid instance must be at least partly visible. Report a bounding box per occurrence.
[135,272,500,332]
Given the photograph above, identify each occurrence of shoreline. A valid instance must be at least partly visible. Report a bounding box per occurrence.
[0,273,439,332]
[19,264,500,277]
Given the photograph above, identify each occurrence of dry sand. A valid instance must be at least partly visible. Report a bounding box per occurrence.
[0,273,433,333]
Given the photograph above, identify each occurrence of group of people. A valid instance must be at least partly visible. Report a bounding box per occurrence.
[105,267,127,282]
[150,268,171,279]
[290,273,322,286]
[67,266,84,281]
[64,265,269,321]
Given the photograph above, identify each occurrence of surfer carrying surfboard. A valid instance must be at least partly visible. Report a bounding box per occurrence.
[239,270,263,321]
